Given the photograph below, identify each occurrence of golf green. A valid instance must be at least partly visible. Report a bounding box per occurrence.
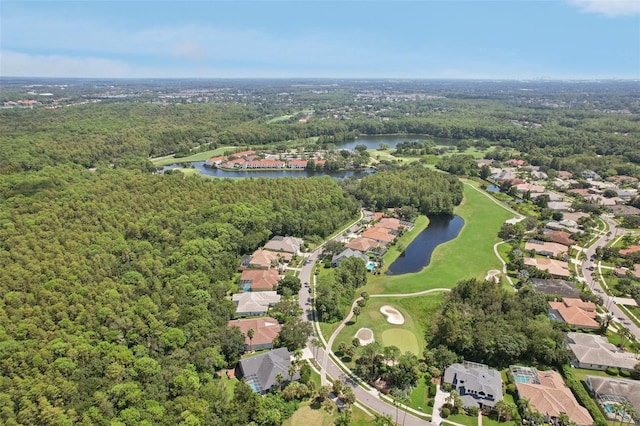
[381,329,419,355]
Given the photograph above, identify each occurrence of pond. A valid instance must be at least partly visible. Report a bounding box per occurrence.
[162,162,375,179]
[386,215,464,275]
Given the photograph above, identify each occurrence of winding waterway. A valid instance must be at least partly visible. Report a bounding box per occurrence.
[386,215,464,275]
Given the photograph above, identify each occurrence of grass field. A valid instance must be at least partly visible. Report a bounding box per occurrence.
[331,298,424,359]
[267,114,294,123]
[371,149,423,164]
[364,182,514,294]
[407,377,434,414]
[284,402,336,426]
[151,146,236,166]
[332,293,444,364]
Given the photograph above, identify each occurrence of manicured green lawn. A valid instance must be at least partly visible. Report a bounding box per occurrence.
[350,405,375,425]
[332,298,425,359]
[151,146,236,166]
[447,413,479,426]
[407,377,434,414]
[267,114,294,123]
[381,329,420,354]
[364,182,514,294]
[371,149,423,164]
[283,401,336,426]
[331,293,444,368]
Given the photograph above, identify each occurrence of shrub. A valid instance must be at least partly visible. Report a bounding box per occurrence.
[561,365,609,426]
[506,383,517,395]
[441,407,450,418]
[619,369,631,378]
[441,382,453,392]
[467,406,480,417]
[428,383,437,398]
[606,367,619,376]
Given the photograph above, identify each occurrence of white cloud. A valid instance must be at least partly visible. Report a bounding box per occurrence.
[568,0,640,16]
[171,40,208,61]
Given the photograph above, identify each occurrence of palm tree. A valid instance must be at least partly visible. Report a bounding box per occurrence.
[247,328,255,352]
[275,372,284,391]
[619,327,632,349]
[352,305,361,322]
[288,364,297,382]
[494,400,509,423]
[361,291,370,305]
[311,338,322,359]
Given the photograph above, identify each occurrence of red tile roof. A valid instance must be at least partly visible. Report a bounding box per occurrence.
[227,317,281,348]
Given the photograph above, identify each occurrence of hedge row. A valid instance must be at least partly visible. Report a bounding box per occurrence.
[561,365,608,426]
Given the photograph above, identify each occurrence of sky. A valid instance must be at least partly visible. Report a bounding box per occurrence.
[1,0,639,79]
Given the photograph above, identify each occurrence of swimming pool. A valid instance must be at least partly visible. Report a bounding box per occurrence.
[515,376,531,383]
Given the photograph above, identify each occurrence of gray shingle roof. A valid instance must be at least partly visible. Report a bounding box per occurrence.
[443,363,503,408]
[238,348,299,393]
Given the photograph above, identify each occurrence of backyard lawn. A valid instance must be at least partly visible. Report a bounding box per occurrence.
[284,401,373,426]
[364,182,514,294]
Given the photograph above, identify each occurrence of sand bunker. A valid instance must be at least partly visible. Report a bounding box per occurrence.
[380,305,405,325]
[355,328,375,345]
[485,269,501,283]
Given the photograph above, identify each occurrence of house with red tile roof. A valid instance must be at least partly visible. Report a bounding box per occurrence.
[544,230,576,247]
[346,237,383,253]
[507,159,525,167]
[525,240,570,258]
[619,245,640,257]
[376,217,402,231]
[222,158,247,168]
[243,159,286,169]
[361,226,396,244]
[288,159,308,169]
[205,156,225,166]
[510,367,593,426]
[227,317,282,351]
[548,298,599,330]
[239,269,281,291]
[515,183,545,194]
[241,249,291,270]
[524,257,571,278]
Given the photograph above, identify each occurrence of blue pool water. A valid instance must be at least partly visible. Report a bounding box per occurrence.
[242,283,251,291]
[604,404,615,414]
[515,376,530,383]
[366,261,376,272]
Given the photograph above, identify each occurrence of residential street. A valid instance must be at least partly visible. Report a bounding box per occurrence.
[581,215,640,339]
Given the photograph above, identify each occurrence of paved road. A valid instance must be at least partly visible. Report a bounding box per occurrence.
[581,215,640,339]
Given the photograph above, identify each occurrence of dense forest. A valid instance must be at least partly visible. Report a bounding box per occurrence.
[342,165,464,215]
[429,279,571,368]
[0,167,358,425]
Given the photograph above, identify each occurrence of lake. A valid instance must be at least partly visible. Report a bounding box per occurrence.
[386,215,464,275]
[339,134,458,151]
[163,162,375,179]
